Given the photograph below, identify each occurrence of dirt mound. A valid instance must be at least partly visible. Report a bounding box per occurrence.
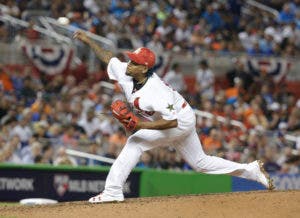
[1,191,299,218]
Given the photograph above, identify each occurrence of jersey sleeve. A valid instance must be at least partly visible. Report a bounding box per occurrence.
[107,57,128,81]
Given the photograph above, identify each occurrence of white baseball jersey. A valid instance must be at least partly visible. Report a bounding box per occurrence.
[101,57,266,199]
[107,57,190,123]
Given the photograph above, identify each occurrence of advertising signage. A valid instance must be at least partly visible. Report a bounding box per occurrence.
[0,167,140,202]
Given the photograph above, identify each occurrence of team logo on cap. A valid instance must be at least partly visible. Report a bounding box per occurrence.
[134,48,142,54]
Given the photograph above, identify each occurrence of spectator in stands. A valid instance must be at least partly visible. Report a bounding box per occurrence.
[103,139,118,163]
[165,148,183,170]
[47,123,62,139]
[78,108,100,138]
[40,143,54,164]
[20,76,36,106]
[295,9,300,29]
[225,137,243,162]
[212,94,226,117]
[155,19,173,45]
[10,112,33,147]
[150,148,167,169]
[84,142,103,166]
[163,62,186,93]
[108,127,127,156]
[0,21,8,42]
[261,83,274,107]
[225,77,245,104]
[146,32,164,64]
[202,4,224,32]
[50,0,71,19]
[258,31,275,55]
[30,94,52,122]
[277,3,295,24]
[1,0,20,17]
[60,124,79,148]
[275,130,295,149]
[0,92,10,120]
[116,29,134,49]
[282,22,300,49]
[174,20,191,49]
[0,107,17,126]
[32,121,49,139]
[21,141,42,164]
[2,135,22,164]
[287,101,300,131]
[0,66,14,92]
[69,12,88,30]
[246,102,269,130]
[195,59,215,100]
[189,20,207,52]
[53,147,77,166]
[247,41,263,56]
[238,26,258,51]
[262,146,281,173]
[203,128,223,154]
[137,152,153,168]
[226,59,254,92]
[109,0,131,20]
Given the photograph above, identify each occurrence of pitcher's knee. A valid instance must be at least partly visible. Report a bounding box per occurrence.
[194,166,209,173]
[193,155,211,173]
[125,142,143,156]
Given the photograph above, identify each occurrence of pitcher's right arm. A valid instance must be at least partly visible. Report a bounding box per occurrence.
[73,30,113,65]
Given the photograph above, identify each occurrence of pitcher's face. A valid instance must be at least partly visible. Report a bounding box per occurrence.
[126,61,147,77]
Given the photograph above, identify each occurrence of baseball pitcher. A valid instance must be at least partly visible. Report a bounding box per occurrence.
[73,31,274,203]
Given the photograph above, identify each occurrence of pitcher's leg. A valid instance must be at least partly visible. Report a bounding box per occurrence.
[103,129,174,199]
[175,129,273,189]
[176,129,257,180]
[104,142,142,197]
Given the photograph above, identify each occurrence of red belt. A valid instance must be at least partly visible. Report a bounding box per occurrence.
[182,101,187,108]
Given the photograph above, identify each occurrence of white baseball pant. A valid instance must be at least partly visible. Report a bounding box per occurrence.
[103,107,256,197]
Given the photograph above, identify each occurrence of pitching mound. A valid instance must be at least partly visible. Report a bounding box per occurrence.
[1,191,299,218]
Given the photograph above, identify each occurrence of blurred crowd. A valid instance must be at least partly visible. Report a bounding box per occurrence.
[0,0,300,174]
[0,0,300,57]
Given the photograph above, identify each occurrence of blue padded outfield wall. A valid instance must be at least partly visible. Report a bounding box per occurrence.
[231,177,265,191]
[0,164,299,202]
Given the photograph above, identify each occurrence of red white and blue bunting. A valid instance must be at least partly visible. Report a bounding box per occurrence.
[22,44,73,75]
[246,58,292,83]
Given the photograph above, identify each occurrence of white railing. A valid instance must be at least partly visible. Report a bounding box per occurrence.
[0,14,72,44]
[99,81,115,90]
[194,109,247,131]
[42,17,116,51]
[66,149,115,164]
[246,0,279,17]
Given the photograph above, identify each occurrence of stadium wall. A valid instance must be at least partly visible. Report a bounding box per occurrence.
[0,164,298,202]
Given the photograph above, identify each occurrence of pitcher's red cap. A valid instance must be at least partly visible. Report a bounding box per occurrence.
[125,47,156,68]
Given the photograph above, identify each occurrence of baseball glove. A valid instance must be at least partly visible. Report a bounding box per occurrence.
[111,100,138,131]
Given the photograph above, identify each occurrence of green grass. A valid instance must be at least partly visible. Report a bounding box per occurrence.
[0,216,18,218]
[0,202,19,206]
